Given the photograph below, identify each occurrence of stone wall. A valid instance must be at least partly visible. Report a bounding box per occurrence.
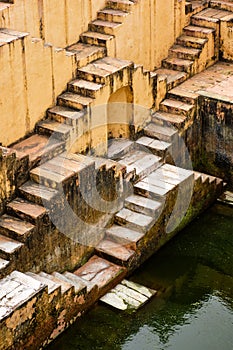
[0,0,106,47]
[0,148,16,215]
[220,14,233,60]
[108,0,186,70]
[0,33,78,146]
[199,97,233,187]
[0,0,186,147]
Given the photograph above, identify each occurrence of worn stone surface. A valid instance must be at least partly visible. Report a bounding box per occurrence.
[74,255,127,297]
[100,279,156,311]
[0,1,232,349]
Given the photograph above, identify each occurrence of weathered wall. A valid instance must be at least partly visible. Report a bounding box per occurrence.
[199,97,233,187]
[0,0,187,147]
[112,0,186,70]
[0,148,16,215]
[0,34,77,146]
[0,0,106,47]
[220,17,233,61]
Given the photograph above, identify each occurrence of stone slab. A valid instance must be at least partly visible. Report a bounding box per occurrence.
[74,255,127,297]
[12,134,65,168]
[100,279,156,311]
[106,225,144,245]
[0,214,35,242]
[7,198,47,224]
[96,238,136,263]
[115,208,155,233]
[217,191,233,207]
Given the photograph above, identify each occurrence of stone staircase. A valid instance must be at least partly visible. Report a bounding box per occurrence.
[152,3,233,95]
[0,259,126,349]
[90,132,224,268]
[80,0,137,56]
[0,152,224,348]
[36,55,134,154]
[0,2,231,348]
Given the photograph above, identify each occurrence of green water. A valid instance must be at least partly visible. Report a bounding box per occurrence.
[48,204,233,350]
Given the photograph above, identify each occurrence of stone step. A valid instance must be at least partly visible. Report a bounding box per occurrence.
[66,42,105,68]
[0,3,11,12]
[89,19,122,35]
[68,79,103,98]
[176,35,207,49]
[152,111,186,130]
[80,31,115,49]
[97,8,128,22]
[0,28,28,45]
[0,271,45,319]
[39,271,74,295]
[188,0,209,14]
[134,178,174,201]
[30,162,74,189]
[167,86,199,104]
[52,272,86,296]
[133,164,194,201]
[0,234,23,260]
[183,24,216,39]
[47,106,86,126]
[115,208,155,233]
[100,279,156,311]
[95,237,136,265]
[107,0,135,12]
[0,258,10,277]
[160,98,195,116]
[217,190,233,207]
[210,0,233,12]
[63,272,97,294]
[169,44,201,60]
[191,11,220,29]
[162,57,194,75]
[124,194,162,217]
[29,151,94,189]
[77,56,133,84]
[36,119,73,141]
[118,149,162,180]
[144,122,178,144]
[26,272,61,295]
[73,255,127,298]
[136,136,171,159]
[30,166,67,189]
[0,214,36,243]
[57,92,94,111]
[105,225,144,249]
[194,7,231,18]
[11,134,65,169]
[154,68,187,90]
[6,198,48,226]
[58,272,87,296]
[107,138,134,160]
[151,164,194,185]
[19,181,59,206]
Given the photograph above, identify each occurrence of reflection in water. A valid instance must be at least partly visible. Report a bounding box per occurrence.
[48,204,233,350]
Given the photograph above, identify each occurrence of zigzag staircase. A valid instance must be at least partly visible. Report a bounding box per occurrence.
[0,1,232,348]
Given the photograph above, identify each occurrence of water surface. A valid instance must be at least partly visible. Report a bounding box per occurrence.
[48,204,233,350]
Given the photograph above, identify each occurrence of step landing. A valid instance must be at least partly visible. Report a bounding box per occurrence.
[73,255,127,298]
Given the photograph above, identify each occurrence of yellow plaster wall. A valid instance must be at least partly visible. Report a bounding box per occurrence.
[0,0,106,47]
[0,0,188,146]
[112,0,186,70]
[0,34,77,146]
